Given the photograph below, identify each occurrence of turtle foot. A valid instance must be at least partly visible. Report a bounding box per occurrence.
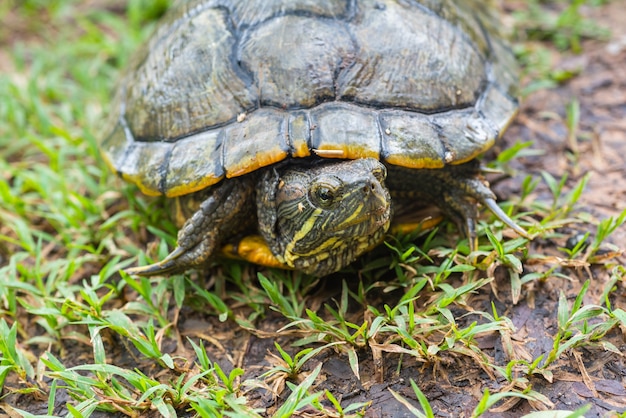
[125,245,207,277]
[126,177,255,276]
[387,161,529,250]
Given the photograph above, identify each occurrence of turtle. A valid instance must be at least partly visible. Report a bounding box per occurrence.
[101,0,529,277]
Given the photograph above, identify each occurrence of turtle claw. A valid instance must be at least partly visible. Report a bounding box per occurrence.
[125,247,185,276]
[465,215,478,251]
[482,197,530,239]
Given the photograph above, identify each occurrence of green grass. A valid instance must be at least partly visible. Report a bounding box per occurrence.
[512,0,612,96]
[1,1,625,417]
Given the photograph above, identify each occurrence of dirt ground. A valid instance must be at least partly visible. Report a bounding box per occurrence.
[2,1,625,417]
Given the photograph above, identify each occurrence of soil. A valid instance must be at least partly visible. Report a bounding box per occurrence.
[1,1,625,417]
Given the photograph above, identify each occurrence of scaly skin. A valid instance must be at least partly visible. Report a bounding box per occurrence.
[388,160,486,247]
[126,177,256,276]
[386,160,528,247]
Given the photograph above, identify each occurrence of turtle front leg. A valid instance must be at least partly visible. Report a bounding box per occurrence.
[438,174,526,248]
[126,177,255,276]
[387,161,529,250]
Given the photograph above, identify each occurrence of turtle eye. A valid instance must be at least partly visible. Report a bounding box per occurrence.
[311,181,340,208]
[313,185,334,207]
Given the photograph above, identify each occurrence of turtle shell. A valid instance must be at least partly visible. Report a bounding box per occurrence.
[101,0,519,197]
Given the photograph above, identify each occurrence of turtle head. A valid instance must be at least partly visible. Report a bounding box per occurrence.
[257,158,391,276]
